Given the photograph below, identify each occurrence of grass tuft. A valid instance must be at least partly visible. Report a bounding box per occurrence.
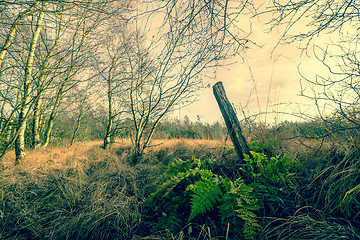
[0,141,143,240]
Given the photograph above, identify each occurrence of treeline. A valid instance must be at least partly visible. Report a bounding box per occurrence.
[52,110,360,148]
[48,114,228,144]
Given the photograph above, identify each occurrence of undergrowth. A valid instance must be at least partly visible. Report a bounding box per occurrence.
[143,147,297,239]
[2,138,360,240]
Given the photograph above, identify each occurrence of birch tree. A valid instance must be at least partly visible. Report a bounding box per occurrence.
[14,3,46,163]
[0,1,41,67]
[31,4,65,149]
[40,0,130,148]
[0,0,131,162]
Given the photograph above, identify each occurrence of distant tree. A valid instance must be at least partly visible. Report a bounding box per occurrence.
[183,115,190,125]
[68,84,92,147]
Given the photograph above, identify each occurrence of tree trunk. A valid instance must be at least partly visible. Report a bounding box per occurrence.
[32,96,43,149]
[43,85,63,148]
[15,6,45,164]
[0,2,40,67]
[32,14,63,149]
[103,83,113,149]
[213,81,250,163]
[5,120,13,142]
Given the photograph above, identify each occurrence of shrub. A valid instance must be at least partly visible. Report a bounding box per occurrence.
[242,151,298,217]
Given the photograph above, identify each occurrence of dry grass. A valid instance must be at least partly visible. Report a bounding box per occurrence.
[0,140,141,240]
[148,138,229,150]
[2,137,358,239]
[0,138,232,240]
[1,141,100,171]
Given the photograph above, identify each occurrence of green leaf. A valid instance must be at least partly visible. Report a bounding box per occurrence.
[343,184,360,202]
[188,178,222,222]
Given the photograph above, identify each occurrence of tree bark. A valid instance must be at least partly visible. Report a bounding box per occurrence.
[0,2,40,67]
[32,13,64,149]
[15,6,46,164]
[31,96,43,149]
[103,81,113,149]
[213,81,250,163]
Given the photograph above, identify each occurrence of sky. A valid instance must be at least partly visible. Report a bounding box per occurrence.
[179,11,332,125]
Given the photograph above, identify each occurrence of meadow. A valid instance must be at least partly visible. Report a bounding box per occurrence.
[0,114,360,240]
[1,1,359,239]
[0,138,233,239]
[1,120,360,240]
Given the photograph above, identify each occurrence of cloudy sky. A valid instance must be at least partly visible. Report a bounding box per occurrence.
[180,13,332,124]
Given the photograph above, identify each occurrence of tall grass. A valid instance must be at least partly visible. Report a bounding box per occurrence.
[0,142,143,240]
[0,139,231,240]
[2,135,360,239]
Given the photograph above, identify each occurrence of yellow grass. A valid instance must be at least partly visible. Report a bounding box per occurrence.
[1,138,230,172]
[1,141,103,174]
[147,138,231,151]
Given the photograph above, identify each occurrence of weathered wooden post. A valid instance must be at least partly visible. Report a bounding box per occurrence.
[213,81,251,163]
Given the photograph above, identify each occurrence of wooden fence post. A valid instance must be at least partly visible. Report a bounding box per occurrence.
[213,81,251,163]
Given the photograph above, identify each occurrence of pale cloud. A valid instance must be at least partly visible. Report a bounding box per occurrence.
[182,15,332,124]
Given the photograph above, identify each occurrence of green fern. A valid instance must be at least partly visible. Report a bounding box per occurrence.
[166,158,198,177]
[218,178,260,240]
[244,151,294,185]
[166,157,215,178]
[187,170,222,222]
[144,156,262,238]
[237,208,260,240]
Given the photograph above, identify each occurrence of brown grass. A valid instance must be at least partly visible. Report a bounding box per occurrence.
[1,136,359,239]
[148,138,230,150]
[0,140,144,240]
[1,138,230,173]
[0,138,234,240]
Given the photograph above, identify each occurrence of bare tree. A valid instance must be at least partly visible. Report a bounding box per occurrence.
[68,83,92,147]
[14,2,46,163]
[125,0,254,164]
[265,0,360,139]
[39,0,131,149]
[31,3,66,149]
[0,1,43,156]
[0,0,131,162]
[95,26,129,149]
[0,1,41,67]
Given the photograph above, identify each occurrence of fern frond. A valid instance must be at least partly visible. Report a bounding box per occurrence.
[188,178,222,222]
[218,192,237,224]
[144,171,189,207]
[167,158,197,177]
[236,208,260,240]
